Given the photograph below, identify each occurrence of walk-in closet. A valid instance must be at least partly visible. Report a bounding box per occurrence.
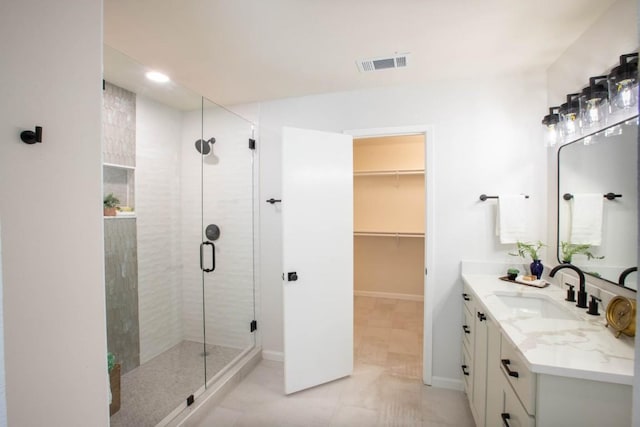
[353,134,425,378]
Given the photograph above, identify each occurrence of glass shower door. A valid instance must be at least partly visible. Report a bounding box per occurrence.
[200,98,256,385]
[103,46,208,426]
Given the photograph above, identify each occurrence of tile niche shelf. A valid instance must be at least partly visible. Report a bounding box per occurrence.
[103,162,135,218]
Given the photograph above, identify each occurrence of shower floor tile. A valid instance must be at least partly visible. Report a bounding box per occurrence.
[110,340,242,427]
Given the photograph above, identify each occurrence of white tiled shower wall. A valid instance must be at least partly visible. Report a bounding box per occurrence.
[136,96,255,364]
[136,96,185,364]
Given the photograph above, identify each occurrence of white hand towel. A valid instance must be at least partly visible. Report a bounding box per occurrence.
[570,193,603,245]
[496,194,526,244]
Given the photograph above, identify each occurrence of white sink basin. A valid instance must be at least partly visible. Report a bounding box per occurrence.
[495,294,578,320]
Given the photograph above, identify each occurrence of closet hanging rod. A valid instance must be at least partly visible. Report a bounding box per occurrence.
[353,169,424,176]
[353,231,425,238]
[563,192,622,201]
[479,194,529,202]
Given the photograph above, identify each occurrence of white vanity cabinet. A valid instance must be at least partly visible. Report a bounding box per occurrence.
[462,283,494,427]
[462,281,632,427]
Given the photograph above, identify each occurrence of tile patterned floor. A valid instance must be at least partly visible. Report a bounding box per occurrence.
[195,297,474,426]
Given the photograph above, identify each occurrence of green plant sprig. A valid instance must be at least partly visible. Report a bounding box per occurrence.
[560,242,604,263]
[104,193,120,208]
[509,241,545,261]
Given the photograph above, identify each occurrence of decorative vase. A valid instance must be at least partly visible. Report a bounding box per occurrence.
[530,260,544,279]
[104,207,117,217]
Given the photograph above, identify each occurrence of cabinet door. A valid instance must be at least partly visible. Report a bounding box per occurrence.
[485,317,503,427]
[471,307,488,427]
[503,381,535,427]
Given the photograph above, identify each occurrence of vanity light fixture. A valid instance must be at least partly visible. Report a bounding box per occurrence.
[541,107,560,147]
[608,53,638,112]
[145,70,170,83]
[579,76,608,132]
[542,51,638,148]
[558,94,580,140]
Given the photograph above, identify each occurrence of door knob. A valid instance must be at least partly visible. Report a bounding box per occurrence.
[287,272,298,282]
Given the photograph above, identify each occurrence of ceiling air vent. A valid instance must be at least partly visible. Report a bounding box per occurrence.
[357,53,410,73]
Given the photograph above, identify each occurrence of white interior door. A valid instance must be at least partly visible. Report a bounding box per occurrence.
[282,126,353,394]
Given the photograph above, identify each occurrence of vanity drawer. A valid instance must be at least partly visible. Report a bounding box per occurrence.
[500,335,536,415]
[462,344,472,395]
[502,380,535,427]
[462,304,473,353]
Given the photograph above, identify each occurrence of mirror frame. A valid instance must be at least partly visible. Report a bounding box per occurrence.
[556,115,638,291]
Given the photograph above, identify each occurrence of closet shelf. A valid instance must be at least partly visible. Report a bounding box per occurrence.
[354,169,424,177]
[354,231,424,238]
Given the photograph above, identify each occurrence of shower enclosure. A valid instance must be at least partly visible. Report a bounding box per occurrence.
[103,46,257,426]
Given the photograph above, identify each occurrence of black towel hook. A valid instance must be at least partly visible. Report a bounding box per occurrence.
[20,126,42,144]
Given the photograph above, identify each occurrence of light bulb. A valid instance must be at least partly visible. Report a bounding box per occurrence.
[616,82,636,108]
[586,100,600,124]
[563,114,577,136]
[545,124,558,147]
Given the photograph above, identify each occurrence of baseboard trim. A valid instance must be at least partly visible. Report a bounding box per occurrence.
[431,376,464,391]
[262,350,284,362]
[354,290,423,301]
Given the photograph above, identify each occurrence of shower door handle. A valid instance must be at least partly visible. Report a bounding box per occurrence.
[200,241,215,272]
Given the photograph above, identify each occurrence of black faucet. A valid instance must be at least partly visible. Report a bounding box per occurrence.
[550,264,587,308]
[618,267,637,286]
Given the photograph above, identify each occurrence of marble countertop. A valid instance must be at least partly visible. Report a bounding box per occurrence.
[462,273,635,385]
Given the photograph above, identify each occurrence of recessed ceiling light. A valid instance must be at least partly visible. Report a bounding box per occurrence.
[145,71,170,83]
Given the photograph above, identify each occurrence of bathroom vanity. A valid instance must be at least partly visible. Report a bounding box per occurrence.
[461,273,634,427]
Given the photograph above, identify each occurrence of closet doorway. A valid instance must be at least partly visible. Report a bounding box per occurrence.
[348,127,433,384]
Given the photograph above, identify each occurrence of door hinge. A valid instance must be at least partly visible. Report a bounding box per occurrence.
[249,138,256,150]
[186,394,195,406]
[250,320,257,332]
[425,268,428,275]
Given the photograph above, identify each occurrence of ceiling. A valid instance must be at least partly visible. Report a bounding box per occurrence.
[104,0,618,107]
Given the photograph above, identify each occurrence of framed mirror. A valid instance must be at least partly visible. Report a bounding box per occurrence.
[557,116,638,291]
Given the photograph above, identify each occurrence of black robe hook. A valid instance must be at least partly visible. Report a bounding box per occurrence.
[21,126,42,144]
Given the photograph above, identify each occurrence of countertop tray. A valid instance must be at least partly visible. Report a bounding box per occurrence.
[499,275,550,288]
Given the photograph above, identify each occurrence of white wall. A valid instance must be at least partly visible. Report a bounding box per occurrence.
[0,225,6,427]
[0,1,108,426]
[547,0,638,107]
[256,71,548,382]
[136,96,185,363]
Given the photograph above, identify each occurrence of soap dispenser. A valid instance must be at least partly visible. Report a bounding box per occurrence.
[587,295,602,316]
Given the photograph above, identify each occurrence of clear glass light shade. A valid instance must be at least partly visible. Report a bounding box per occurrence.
[608,54,638,115]
[580,98,608,131]
[561,112,579,138]
[544,124,559,147]
[611,80,638,110]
